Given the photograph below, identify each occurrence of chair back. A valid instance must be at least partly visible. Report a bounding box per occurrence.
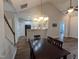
[34,35,41,40]
[53,39,63,48]
[47,36,63,48]
[47,37,52,44]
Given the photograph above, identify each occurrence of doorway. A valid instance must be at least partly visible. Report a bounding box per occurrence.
[59,21,65,42]
[25,25,31,36]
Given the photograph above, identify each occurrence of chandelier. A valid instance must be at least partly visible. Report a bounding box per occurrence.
[33,0,49,22]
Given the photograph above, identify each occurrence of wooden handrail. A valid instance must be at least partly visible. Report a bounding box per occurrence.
[4,14,16,46]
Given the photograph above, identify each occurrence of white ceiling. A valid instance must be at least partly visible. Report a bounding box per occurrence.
[4,0,78,13]
[10,0,49,12]
[50,0,78,12]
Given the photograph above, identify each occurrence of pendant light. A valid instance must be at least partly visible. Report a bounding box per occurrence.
[67,0,74,13]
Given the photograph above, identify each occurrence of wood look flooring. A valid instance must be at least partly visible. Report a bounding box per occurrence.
[15,37,78,59]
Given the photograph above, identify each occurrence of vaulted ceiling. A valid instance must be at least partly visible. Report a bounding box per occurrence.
[4,0,78,13]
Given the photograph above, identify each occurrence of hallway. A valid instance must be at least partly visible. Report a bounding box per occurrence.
[15,37,30,59]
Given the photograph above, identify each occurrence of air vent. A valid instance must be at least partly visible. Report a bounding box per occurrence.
[21,3,28,9]
[6,0,9,2]
[5,0,10,2]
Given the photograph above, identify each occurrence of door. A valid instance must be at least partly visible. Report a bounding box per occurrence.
[59,21,65,42]
[25,25,31,36]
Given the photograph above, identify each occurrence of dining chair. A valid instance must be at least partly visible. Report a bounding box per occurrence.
[47,36,63,48]
[47,37,53,44]
[53,39,63,48]
[34,35,41,40]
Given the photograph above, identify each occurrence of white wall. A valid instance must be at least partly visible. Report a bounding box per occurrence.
[4,14,16,59]
[0,0,5,58]
[4,1,16,13]
[14,16,26,42]
[4,11,15,44]
[0,1,17,59]
[15,3,62,39]
[5,11,15,31]
[14,16,20,43]
[63,11,78,38]
[0,0,16,59]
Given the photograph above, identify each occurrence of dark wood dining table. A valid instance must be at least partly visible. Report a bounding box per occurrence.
[29,39,70,59]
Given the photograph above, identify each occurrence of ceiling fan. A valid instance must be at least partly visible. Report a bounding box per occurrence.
[65,0,78,14]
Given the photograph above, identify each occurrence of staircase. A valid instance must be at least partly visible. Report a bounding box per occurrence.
[0,14,17,59]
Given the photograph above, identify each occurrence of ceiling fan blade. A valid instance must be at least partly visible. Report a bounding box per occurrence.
[74,6,78,11]
[76,6,78,8]
[74,9,78,11]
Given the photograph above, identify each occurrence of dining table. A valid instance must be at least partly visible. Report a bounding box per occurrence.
[29,39,70,59]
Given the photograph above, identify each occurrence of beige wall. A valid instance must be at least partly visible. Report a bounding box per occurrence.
[4,21,14,44]
[63,12,78,38]
[4,11,16,59]
[4,13,16,59]
[5,11,13,28]
[4,11,15,44]
[0,1,17,59]
[14,16,21,43]
[0,0,5,58]
[5,11,15,32]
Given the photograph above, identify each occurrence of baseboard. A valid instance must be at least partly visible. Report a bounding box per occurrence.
[64,37,78,40]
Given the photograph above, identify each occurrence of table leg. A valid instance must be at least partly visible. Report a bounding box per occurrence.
[63,55,67,59]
